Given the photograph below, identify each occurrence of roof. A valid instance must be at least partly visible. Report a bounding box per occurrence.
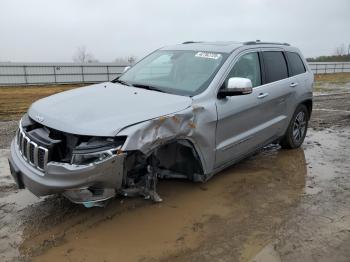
[161,41,291,53]
[161,41,242,53]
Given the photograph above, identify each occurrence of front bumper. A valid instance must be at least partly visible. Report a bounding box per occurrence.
[8,139,125,199]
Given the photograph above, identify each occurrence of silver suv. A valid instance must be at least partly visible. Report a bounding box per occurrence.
[8,41,313,207]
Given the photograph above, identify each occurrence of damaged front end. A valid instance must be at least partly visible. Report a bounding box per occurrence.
[121,139,204,203]
[118,105,211,203]
[9,114,127,207]
[9,103,213,207]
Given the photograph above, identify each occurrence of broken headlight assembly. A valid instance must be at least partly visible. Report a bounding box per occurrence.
[71,150,115,165]
[71,137,126,165]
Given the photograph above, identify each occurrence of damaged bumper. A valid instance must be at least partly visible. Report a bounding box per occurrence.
[8,139,125,203]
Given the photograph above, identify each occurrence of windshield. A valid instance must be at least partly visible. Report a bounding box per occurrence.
[117,50,227,96]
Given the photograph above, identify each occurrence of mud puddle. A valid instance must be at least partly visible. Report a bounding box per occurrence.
[0,128,349,262]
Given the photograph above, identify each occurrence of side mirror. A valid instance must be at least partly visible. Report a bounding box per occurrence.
[218,77,253,99]
[123,66,131,73]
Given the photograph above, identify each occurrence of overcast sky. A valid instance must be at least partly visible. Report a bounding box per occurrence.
[0,0,349,62]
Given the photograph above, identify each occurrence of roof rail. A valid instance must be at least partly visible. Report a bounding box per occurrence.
[182,41,202,44]
[244,40,290,46]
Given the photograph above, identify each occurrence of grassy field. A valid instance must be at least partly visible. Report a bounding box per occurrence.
[314,72,350,92]
[314,72,350,83]
[0,84,82,121]
[0,72,350,122]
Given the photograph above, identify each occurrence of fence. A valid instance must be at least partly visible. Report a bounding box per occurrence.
[0,62,349,86]
[308,62,350,74]
[0,63,127,86]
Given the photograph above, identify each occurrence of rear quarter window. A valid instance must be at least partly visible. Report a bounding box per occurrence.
[286,52,306,76]
[262,51,288,83]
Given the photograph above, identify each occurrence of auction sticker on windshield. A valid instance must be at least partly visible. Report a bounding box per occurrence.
[195,52,222,60]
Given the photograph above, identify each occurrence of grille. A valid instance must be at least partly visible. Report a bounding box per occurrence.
[17,127,49,171]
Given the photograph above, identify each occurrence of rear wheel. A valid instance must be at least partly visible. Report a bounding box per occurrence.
[280,104,309,149]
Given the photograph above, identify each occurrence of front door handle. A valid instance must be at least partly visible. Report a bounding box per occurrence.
[290,82,298,88]
[257,93,269,99]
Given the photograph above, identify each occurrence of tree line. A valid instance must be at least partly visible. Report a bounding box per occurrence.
[307,43,350,62]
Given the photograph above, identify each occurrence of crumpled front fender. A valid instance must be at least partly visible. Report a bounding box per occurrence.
[117,102,218,176]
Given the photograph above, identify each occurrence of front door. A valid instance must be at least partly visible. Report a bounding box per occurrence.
[215,51,268,167]
[215,50,293,168]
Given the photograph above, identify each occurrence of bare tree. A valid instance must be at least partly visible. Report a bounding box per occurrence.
[334,44,346,56]
[73,46,99,63]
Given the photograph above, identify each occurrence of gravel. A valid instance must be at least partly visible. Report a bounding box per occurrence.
[0,120,18,149]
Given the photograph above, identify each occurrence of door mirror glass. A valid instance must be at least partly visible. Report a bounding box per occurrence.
[218,77,253,98]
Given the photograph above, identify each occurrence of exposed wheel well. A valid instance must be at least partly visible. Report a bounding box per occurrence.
[125,139,204,182]
[151,140,204,179]
[121,139,205,202]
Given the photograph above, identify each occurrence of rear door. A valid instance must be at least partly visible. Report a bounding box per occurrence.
[283,51,309,124]
[257,50,294,138]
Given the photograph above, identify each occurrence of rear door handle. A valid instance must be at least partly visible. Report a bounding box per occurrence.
[257,93,269,99]
[290,82,298,88]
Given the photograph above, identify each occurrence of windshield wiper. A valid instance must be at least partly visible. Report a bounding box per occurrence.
[132,83,165,93]
[113,79,165,93]
[112,79,133,87]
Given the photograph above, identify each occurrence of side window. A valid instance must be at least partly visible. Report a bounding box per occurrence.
[286,52,306,76]
[262,51,288,83]
[226,52,261,87]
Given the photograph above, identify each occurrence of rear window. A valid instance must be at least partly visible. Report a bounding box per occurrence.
[262,51,288,83]
[286,52,306,76]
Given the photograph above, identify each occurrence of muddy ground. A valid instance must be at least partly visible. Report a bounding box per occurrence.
[0,84,350,261]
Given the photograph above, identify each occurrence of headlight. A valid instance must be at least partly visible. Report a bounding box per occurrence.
[71,137,126,165]
[71,149,115,165]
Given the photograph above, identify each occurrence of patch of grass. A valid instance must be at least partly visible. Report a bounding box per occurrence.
[315,72,350,84]
[314,73,350,92]
[0,84,83,121]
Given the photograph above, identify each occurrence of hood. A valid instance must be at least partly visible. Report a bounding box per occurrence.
[28,82,192,136]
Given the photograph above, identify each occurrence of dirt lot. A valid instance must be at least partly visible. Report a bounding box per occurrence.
[0,76,349,262]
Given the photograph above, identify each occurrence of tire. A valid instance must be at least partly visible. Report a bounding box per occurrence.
[280,104,309,149]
